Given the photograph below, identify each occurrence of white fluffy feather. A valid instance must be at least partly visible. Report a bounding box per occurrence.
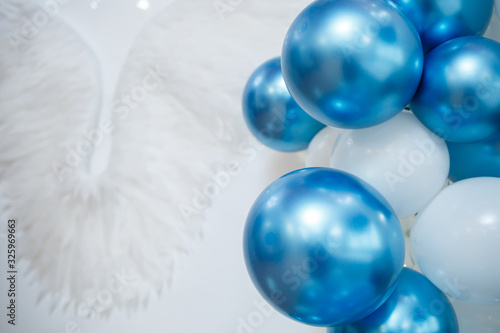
[0,0,310,314]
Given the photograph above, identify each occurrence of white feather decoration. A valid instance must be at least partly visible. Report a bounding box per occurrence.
[0,0,310,314]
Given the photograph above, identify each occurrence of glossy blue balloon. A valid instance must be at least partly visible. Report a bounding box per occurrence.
[447,135,500,181]
[329,268,459,333]
[243,168,405,327]
[390,0,494,54]
[281,0,423,129]
[242,57,325,152]
[411,36,500,143]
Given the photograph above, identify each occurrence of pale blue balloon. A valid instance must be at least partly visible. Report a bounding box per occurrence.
[329,268,459,333]
[411,36,500,143]
[281,0,423,129]
[243,168,405,327]
[391,0,494,53]
[242,57,325,152]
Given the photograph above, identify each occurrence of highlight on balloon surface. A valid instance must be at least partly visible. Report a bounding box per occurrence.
[305,126,343,167]
[411,177,500,306]
[243,168,405,327]
[411,36,500,144]
[281,0,423,129]
[447,135,500,181]
[330,111,450,218]
[242,57,325,152]
[329,268,460,333]
[391,0,494,53]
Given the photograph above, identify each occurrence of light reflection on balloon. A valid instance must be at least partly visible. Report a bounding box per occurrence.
[242,57,325,152]
[281,0,423,129]
[329,268,459,333]
[391,0,494,53]
[411,36,500,143]
[243,168,404,326]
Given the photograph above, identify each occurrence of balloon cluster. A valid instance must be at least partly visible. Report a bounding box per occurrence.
[242,0,500,331]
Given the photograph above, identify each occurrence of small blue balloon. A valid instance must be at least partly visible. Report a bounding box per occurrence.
[447,135,500,182]
[243,168,405,327]
[281,0,423,129]
[242,57,325,152]
[411,36,500,143]
[390,0,494,53]
[328,268,459,333]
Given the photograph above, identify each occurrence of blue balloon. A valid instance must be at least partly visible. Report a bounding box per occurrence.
[447,135,500,181]
[281,0,423,129]
[242,57,325,152]
[329,268,459,333]
[411,36,500,143]
[243,168,405,327]
[390,0,494,54]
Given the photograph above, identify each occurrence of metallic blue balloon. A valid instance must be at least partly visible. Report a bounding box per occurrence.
[447,135,500,181]
[281,0,423,129]
[329,268,459,333]
[243,168,405,327]
[411,36,500,143]
[390,0,494,54]
[242,57,325,152]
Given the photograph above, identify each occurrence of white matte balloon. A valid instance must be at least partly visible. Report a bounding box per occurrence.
[330,111,449,218]
[452,298,500,331]
[305,126,342,167]
[411,177,500,306]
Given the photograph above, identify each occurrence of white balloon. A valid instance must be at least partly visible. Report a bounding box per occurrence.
[411,177,500,306]
[451,298,500,332]
[330,111,449,218]
[305,126,342,167]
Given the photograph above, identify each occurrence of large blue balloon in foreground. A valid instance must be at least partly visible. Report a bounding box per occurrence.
[281,0,423,129]
[391,0,494,54]
[243,168,405,326]
[411,36,500,143]
[242,57,325,152]
[447,135,500,181]
[329,268,459,333]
